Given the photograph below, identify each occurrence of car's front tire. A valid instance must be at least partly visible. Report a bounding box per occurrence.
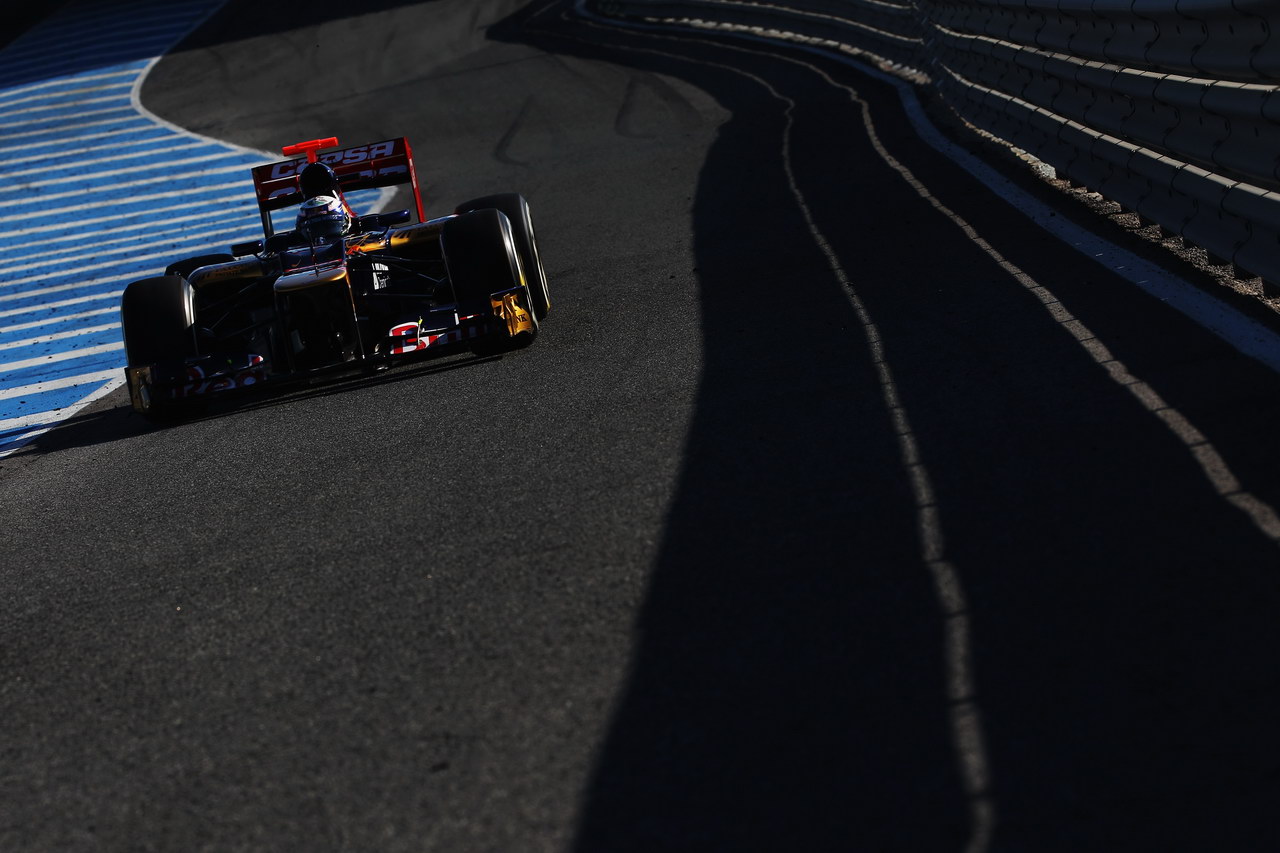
[441,209,536,355]
[454,193,550,320]
[121,275,198,419]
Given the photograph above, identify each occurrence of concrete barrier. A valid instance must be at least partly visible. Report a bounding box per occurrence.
[598,0,1280,288]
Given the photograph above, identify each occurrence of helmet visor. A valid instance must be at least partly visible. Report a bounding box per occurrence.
[302,210,347,241]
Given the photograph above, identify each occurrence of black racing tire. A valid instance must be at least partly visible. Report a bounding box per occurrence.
[454,193,550,320]
[121,276,200,420]
[121,275,197,367]
[164,253,235,279]
[441,209,536,355]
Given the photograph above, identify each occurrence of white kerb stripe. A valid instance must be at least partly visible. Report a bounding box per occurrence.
[9,204,253,245]
[0,178,248,224]
[0,82,133,110]
[0,94,127,119]
[0,375,125,445]
[1,235,240,289]
[0,341,123,372]
[19,223,252,265]
[3,139,203,178]
[0,105,136,133]
[6,194,252,235]
[0,126,162,156]
[3,132,187,160]
[0,322,121,352]
[0,69,136,102]
[0,114,148,144]
[1,150,245,189]
[0,162,250,204]
[0,368,120,402]
[0,291,124,319]
[0,306,118,333]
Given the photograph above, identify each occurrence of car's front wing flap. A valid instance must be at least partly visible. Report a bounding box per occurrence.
[126,352,268,413]
[125,285,535,414]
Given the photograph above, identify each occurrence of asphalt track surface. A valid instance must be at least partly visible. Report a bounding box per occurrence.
[3,1,1280,850]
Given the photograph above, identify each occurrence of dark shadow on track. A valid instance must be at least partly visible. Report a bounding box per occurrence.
[9,350,495,461]
[782,45,1280,852]
[169,0,444,51]
[500,3,1280,851]
[496,5,971,850]
[0,0,433,90]
[0,4,69,53]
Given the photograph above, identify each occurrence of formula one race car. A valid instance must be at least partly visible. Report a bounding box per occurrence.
[120,136,550,417]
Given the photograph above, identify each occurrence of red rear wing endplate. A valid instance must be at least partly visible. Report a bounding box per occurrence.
[250,137,425,235]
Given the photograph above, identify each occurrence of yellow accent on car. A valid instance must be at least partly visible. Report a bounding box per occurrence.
[491,290,534,337]
[125,366,152,414]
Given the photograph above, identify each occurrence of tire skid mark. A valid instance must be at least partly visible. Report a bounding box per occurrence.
[550,4,997,849]
[613,76,655,138]
[614,71,702,138]
[493,94,534,166]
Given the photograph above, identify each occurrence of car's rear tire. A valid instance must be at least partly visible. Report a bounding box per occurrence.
[442,209,536,355]
[454,193,549,320]
[164,253,235,279]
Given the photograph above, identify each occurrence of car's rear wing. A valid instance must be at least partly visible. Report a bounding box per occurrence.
[250,136,425,236]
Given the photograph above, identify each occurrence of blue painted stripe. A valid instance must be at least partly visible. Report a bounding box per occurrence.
[0,115,154,144]
[0,126,176,156]
[1,15,214,61]
[0,317,117,347]
[1,209,255,252]
[1,234,256,286]
[0,44,172,82]
[0,108,141,137]
[0,313,117,344]
[0,0,391,456]
[0,292,123,320]
[0,1,229,455]
[0,70,137,100]
[0,100,134,124]
[0,349,125,392]
[1,154,250,195]
[0,79,133,105]
[0,380,114,425]
[0,187,256,227]
[0,327,124,365]
[6,140,210,174]
[5,225,256,267]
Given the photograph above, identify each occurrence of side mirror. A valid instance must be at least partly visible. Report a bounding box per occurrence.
[356,209,412,231]
[264,232,301,253]
[231,239,263,257]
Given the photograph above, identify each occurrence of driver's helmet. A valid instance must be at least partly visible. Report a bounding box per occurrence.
[296,194,350,241]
